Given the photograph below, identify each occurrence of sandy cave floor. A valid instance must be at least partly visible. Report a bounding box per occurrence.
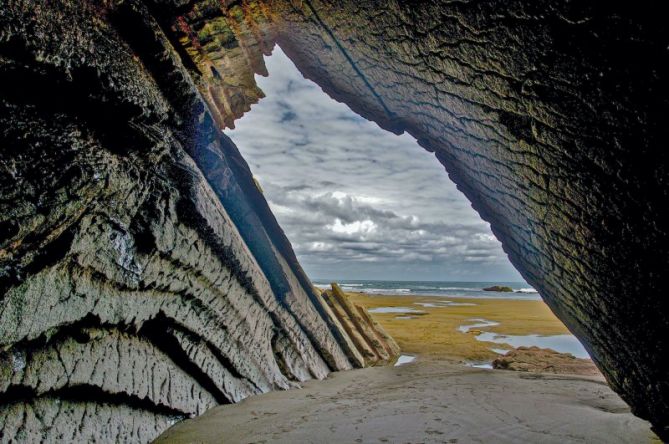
[155,293,659,443]
[155,360,657,443]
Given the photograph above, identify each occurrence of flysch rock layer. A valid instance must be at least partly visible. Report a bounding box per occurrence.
[0,1,357,442]
[1,0,669,442]
[262,1,668,439]
[321,284,400,367]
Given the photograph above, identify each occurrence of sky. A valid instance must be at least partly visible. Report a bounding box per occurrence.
[225,48,523,282]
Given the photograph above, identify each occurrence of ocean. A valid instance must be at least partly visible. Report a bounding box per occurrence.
[312,280,541,300]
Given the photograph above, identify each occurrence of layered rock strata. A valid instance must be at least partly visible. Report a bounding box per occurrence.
[1,0,669,441]
[263,2,669,438]
[0,1,356,442]
[321,284,400,367]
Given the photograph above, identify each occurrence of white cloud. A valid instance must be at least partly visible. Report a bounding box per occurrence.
[308,242,333,252]
[328,218,377,235]
[225,47,522,281]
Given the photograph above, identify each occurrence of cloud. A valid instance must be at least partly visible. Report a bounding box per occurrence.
[327,219,377,236]
[225,47,522,282]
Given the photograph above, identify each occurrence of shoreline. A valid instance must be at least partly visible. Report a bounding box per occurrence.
[345,290,578,366]
[313,281,543,301]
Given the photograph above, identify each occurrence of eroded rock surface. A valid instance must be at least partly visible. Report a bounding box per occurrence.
[1,0,668,441]
[264,2,669,438]
[493,347,601,376]
[321,284,400,367]
[0,1,356,442]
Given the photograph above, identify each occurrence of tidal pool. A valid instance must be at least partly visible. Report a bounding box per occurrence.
[491,348,510,355]
[368,307,425,314]
[475,332,590,359]
[466,362,493,369]
[457,318,591,365]
[394,355,416,366]
[457,318,500,333]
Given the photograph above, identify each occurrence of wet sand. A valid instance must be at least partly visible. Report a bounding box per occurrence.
[156,360,656,443]
[347,292,572,363]
[155,292,658,443]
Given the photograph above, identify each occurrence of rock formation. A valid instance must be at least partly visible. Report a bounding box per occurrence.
[1,0,668,441]
[493,347,601,376]
[321,284,400,367]
[483,286,513,292]
[0,1,358,441]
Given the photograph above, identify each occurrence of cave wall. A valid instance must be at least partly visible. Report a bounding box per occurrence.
[264,0,669,438]
[166,0,669,438]
[1,0,669,442]
[0,0,365,441]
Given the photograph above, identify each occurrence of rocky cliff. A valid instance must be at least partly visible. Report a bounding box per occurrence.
[267,1,669,439]
[0,1,361,441]
[1,0,668,441]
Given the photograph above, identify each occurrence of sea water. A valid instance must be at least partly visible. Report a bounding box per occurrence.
[394,355,416,366]
[476,332,590,359]
[312,280,540,300]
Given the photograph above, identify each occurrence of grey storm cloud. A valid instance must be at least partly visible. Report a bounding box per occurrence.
[225,47,522,281]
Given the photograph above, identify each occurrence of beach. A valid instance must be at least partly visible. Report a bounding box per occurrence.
[156,360,656,443]
[156,289,658,443]
[346,291,579,366]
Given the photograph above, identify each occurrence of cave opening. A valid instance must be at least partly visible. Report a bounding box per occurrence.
[226,47,518,282]
[223,47,590,372]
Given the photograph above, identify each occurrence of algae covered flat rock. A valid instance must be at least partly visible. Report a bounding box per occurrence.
[493,346,601,376]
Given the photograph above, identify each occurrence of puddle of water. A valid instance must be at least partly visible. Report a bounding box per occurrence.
[475,332,590,359]
[368,307,425,314]
[414,301,477,308]
[414,302,440,307]
[457,318,500,333]
[394,355,416,366]
[491,348,510,355]
[466,362,493,369]
[395,316,414,320]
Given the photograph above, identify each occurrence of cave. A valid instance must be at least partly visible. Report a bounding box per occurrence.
[1,1,668,442]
